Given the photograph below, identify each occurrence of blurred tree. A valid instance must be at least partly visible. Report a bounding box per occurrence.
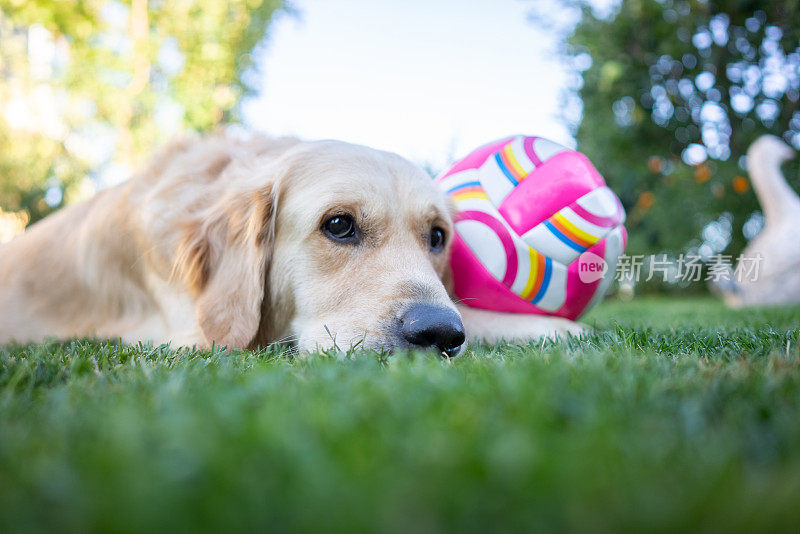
[542,0,800,256]
[0,0,284,227]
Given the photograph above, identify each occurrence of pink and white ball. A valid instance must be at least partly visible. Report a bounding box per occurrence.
[437,136,627,321]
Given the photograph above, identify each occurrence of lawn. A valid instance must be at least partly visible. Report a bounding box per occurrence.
[1,296,800,533]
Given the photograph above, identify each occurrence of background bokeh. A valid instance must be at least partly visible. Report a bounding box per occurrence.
[0,0,798,294]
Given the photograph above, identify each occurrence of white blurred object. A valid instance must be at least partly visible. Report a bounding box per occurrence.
[719,135,800,307]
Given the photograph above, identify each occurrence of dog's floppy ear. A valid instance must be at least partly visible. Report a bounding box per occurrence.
[175,184,276,349]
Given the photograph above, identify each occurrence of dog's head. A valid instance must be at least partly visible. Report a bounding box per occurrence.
[177,139,464,355]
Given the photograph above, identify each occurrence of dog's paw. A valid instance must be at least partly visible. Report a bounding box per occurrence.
[554,319,590,338]
[457,304,589,344]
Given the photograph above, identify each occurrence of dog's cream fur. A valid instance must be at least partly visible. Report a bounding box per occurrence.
[0,133,582,351]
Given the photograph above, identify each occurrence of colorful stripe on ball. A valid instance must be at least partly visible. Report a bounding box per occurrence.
[446,180,481,193]
[500,144,528,179]
[493,142,534,187]
[543,212,601,252]
[447,181,489,202]
[530,256,553,305]
[493,152,519,186]
[519,248,546,302]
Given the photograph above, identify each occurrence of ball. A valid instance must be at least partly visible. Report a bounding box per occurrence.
[436,136,627,320]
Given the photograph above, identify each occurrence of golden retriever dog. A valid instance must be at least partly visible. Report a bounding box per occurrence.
[0,133,582,354]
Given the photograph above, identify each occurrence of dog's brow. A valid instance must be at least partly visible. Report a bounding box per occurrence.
[424,205,451,228]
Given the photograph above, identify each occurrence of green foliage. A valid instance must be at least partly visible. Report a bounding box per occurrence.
[0,121,87,223]
[0,0,284,224]
[563,0,800,255]
[2,297,800,532]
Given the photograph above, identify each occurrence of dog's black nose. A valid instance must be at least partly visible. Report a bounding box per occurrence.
[400,304,465,357]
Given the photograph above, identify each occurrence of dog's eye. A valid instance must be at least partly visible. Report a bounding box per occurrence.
[322,214,358,243]
[430,227,446,252]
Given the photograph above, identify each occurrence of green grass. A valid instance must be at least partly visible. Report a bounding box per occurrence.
[2,297,800,533]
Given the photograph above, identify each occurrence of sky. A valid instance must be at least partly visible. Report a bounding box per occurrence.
[242,0,577,169]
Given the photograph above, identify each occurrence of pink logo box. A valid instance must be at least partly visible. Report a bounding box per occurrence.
[436,136,627,320]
